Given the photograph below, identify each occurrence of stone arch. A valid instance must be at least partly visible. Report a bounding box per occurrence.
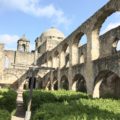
[19,44,26,52]
[60,75,69,90]
[72,33,87,65]
[60,43,69,68]
[93,70,120,98]
[48,56,52,67]
[91,5,120,60]
[72,74,87,92]
[53,51,59,68]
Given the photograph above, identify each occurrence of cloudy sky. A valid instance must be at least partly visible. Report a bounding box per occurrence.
[0,0,120,50]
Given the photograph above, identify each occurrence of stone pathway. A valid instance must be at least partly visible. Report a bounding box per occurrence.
[11,89,25,120]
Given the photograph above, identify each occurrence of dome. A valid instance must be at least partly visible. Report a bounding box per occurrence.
[40,27,65,39]
[18,34,29,42]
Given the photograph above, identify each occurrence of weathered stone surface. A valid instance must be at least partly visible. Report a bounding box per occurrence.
[0,0,120,98]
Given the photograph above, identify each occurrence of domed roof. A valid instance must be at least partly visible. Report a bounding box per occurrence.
[41,27,65,39]
[18,34,29,42]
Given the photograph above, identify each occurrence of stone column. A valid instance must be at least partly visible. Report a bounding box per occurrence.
[71,43,79,65]
[59,51,65,68]
[85,31,100,95]
[68,44,73,90]
[57,68,61,90]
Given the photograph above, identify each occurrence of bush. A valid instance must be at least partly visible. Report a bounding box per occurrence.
[0,109,11,120]
[0,89,17,113]
[32,98,120,120]
[23,90,120,120]
[23,90,88,111]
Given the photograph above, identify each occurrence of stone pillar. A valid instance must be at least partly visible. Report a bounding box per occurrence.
[0,44,4,82]
[68,44,73,90]
[71,43,79,65]
[57,68,61,90]
[85,31,99,95]
[50,71,53,90]
[59,51,65,68]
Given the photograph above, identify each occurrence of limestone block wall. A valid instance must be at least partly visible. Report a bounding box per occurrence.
[15,51,34,66]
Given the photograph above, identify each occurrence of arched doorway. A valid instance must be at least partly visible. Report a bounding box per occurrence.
[60,75,69,90]
[28,77,36,89]
[72,74,87,92]
[93,70,120,98]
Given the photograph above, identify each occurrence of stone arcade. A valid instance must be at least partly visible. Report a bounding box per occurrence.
[0,0,120,98]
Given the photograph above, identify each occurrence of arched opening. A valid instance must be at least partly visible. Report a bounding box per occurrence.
[112,38,120,53]
[28,77,36,89]
[79,34,87,47]
[60,43,69,68]
[53,51,59,68]
[72,74,87,92]
[60,75,69,90]
[116,40,120,51]
[100,12,120,35]
[19,44,26,52]
[93,70,120,98]
[4,56,11,69]
[79,53,84,64]
[72,33,87,65]
[93,9,120,60]
[48,56,52,67]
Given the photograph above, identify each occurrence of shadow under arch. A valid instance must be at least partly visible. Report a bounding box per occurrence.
[93,70,120,98]
[28,77,37,89]
[72,74,87,93]
[53,77,58,90]
[60,75,69,90]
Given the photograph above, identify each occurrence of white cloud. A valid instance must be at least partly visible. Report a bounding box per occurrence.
[0,0,70,26]
[0,34,19,50]
[0,34,19,44]
[101,22,120,35]
[0,34,35,51]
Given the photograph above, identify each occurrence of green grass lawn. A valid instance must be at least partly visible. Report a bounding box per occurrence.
[23,90,120,120]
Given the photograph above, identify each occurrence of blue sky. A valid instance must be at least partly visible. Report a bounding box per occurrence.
[0,0,120,50]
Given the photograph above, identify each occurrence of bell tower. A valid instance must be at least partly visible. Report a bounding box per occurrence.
[17,34,30,52]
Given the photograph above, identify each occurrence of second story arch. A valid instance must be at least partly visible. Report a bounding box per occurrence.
[71,33,87,65]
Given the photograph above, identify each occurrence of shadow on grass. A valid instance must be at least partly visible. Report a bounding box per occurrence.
[33,100,120,120]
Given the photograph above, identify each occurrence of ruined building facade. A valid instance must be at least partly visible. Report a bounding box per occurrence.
[0,0,120,98]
